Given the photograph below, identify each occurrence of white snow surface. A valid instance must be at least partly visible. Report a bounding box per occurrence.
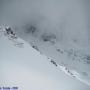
[1,0,90,87]
[0,26,90,90]
[0,24,90,86]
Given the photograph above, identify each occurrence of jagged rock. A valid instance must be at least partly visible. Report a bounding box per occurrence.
[0,25,24,48]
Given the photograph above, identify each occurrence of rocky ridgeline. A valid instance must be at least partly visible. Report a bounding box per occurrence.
[0,25,24,48]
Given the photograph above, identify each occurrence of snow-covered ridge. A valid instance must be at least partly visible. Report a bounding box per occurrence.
[0,25,90,86]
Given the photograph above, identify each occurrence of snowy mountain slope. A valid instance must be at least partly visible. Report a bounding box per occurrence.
[12,24,90,86]
[1,0,90,86]
[0,24,90,86]
[0,28,90,90]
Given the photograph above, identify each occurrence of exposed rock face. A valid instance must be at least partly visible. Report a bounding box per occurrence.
[1,0,90,86]
[0,25,24,48]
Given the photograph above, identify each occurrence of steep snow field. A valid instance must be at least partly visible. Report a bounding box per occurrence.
[1,0,90,86]
[0,29,90,90]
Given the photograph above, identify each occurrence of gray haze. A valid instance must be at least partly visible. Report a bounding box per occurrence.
[0,0,90,89]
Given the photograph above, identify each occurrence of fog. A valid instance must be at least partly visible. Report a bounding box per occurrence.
[1,0,90,48]
[0,0,90,89]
